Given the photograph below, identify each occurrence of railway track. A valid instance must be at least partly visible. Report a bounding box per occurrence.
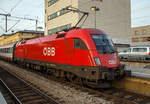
[1,60,150,104]
[21,65,150,104]
[0,79,18,104]
[0,67,60,104]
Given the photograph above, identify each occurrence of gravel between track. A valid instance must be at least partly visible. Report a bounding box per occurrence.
[0,60,113,104]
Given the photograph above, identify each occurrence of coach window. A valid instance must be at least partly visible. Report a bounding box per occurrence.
[74,38,87,49]
[142,29,147,35]
[133,48,138,52]
[8,48,10,53]
[10,48,13,53]
[7,48,9,53]
[9,48,11,53]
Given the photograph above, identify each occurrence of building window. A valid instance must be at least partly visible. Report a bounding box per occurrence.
[48,6,71,21]
[142,37,147,42]
[48,24,71,35]
[48,0,58,6]
[142,29,147,35]
[60,9,69,15]
[147,37,150,41]
[48,12,57,20]
[45,9,47,14]
[135,30,139,35]
[132,38,139,42]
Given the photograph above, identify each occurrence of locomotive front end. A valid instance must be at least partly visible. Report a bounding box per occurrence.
[91,33,130,81]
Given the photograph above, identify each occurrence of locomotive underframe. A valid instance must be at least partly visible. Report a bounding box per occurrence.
[14,57,128,88]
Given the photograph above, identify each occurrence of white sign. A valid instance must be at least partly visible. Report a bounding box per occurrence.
[43,47,55,56]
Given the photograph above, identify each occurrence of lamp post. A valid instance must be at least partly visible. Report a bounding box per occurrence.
[90,6,100,29]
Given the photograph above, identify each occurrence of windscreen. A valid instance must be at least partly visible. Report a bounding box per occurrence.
[91,34,115,54]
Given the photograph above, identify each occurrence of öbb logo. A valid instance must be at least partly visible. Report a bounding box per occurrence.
[43,47,55,56]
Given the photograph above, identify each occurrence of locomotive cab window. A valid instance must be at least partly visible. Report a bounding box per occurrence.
[74,38,87,49]
[91,34,115,54]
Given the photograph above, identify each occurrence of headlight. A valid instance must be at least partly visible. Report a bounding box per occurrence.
[94,57,101,65]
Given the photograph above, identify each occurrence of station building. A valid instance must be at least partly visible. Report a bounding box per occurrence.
[45,0,131,48]
[0,30,44,46]
[0,34,12,41]
[131,25,150,46]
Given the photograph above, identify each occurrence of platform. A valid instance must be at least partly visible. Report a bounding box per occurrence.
[113,63,150,96]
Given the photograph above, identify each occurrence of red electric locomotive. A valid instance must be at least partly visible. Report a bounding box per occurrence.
[13,28,128,88]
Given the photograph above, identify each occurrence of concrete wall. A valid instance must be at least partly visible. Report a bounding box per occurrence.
[78,0,131,44]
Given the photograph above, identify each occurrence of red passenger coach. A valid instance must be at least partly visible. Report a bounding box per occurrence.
[13,28,127,88]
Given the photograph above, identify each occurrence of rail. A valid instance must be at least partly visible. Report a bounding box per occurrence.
[3,69,60,104]
[0,67,61,104]
[0,79,22,104]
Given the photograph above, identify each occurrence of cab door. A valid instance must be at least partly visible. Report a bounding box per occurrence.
[71,38,90,66]
[64,38,74,64]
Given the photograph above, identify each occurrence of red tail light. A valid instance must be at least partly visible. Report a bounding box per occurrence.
[148,52,150,55]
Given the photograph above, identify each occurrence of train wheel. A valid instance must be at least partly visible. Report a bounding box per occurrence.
[81,78,87,87]
[53,69,60,78]
[65,72,71,82]
[66,72,78,83]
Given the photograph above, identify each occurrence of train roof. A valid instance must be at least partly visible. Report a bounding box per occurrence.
[0,43,15,48]
[64,28,105,39]
[16,28,106,45]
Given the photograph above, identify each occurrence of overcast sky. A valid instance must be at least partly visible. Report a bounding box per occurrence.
[131,0,150,27]
[0,0,150,35]
[0,0,44,35]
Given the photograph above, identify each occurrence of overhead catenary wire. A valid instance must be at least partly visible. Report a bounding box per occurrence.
[0,8,7,14]
[0,0,44,34]
[7,20,21,32]
[9,0,23,13]
[0,25,5,32]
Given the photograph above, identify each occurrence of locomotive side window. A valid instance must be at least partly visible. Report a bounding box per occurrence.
[74,38,87,49]
[74,38,80,48]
